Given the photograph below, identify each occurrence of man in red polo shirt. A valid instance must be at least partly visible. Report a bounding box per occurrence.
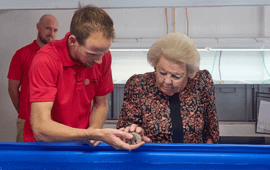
[7,14,59,142]
[27,5,147,150]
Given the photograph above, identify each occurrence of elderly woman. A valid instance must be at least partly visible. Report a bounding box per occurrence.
[117,32,219,144]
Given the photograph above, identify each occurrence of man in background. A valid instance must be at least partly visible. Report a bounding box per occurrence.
[7,14,59,142]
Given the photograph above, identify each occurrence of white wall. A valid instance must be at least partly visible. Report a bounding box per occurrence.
[0,6,270,141]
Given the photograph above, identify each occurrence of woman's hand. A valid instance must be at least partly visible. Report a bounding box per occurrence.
[119,124,152,143]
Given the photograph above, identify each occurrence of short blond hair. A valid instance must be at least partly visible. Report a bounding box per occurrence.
[147,32,200,78]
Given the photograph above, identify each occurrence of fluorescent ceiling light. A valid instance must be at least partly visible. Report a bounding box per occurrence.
[110,49,149,52]
[200,48,270,52]
[110,48,270,52]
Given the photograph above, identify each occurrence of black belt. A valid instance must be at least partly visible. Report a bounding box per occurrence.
[169,93,183,143]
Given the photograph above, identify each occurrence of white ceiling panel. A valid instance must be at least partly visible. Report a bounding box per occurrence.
[1,0,270,10]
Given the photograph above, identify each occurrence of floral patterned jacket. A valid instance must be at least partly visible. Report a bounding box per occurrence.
[116,70,219,143]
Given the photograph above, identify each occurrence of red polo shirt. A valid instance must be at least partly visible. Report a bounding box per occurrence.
[7,41,40,119]
[24,32,114,142]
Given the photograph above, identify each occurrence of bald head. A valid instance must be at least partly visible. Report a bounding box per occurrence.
[39,14,57,24]
[36,14,59,47]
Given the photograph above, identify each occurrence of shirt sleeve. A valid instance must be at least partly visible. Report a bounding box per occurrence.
[29,52,59,102]
[201,70,220,143]
[116,75,142,129]
[7,50,23,81]
[95,51,114,96]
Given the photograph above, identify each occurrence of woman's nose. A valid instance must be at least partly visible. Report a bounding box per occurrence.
[164,75,172,84]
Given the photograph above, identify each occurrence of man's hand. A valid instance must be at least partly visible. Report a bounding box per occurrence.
[81,140,101,147]
[119,124,152,143]
[96,128,146,151]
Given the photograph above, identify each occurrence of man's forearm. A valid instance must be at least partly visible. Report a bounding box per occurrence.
[31,102,104,142]
[8,79,21,113]
[89,102,108,129]
[8,89,20,113]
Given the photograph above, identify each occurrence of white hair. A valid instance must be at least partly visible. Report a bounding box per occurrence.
[147,32,200,78]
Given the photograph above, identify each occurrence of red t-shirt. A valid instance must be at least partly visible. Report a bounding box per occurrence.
[7,41,40,119]
[24,32,114,142]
